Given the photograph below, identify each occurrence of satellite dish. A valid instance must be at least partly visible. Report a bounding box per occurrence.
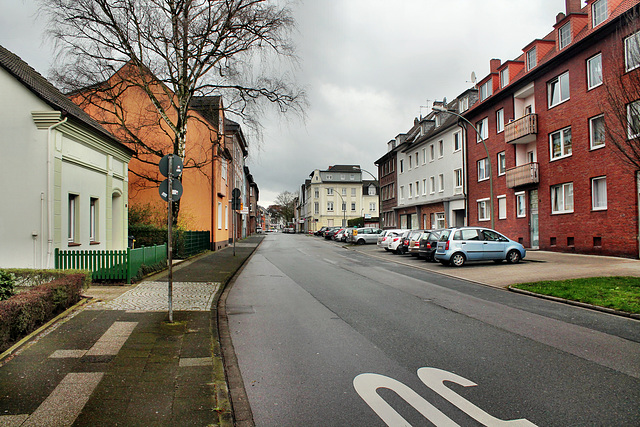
[471,71,477,84]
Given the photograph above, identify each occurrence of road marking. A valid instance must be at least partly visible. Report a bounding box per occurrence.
[85,321,137,356]
[22,372,104,427]
[354,368,537,426]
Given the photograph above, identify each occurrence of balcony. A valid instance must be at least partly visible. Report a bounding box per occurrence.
[505,114,537,144]
[506,163,539,188]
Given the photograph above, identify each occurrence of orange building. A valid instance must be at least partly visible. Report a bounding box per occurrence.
[71,64,231,250]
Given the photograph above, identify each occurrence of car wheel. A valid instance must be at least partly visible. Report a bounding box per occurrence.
[506,250,521,264]
[357,239,365,245]
[450,252,466,267]
[384,248,390,251]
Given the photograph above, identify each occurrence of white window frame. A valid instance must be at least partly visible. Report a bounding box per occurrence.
[218,202,223,229]
[351,188,357,197]
[327,201,334,212]
[587,53,603,90]
[225,205,229,230]
[409,183,413,198]
[369,202,376,212]
[438,174,444,192]
[548,71,570,108]
[628,100,640,139]
[478,158,490,181]
[429,177,435,194]
[429,144,435,161]
[453,131,461,152]
[592,176,607,211]
[342,188,347,196]
[551,182,574,214]
[454,168,463,191]
[497,151,506,176]
[435,212,446,229]
[458,97,469,112]
[496,109,504,133]
[68,194,78,243]
[422,148,427,164]
[327,188,334,195]
[422,179,427,195]
[438,140,444,158]
[314,202,319,214]
[589,114,605,150]
[500,68,509,88]
[477,117,488,142]
[515,192,526,218]
[477,198,490,222]
[549,126,572,160]
[592,0,607,27]
[480,80,492,101]
[314,189,319,198]
[527,47,537,71]
[351,202,356,211]
[624,31,640,72]
[89,197,98,243]
[559,23,572,49]
[498,195,507,220]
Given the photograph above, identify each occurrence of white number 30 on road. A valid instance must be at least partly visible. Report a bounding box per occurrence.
[354,368,537,427]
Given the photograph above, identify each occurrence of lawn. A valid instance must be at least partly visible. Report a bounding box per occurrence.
[512,276,640,314]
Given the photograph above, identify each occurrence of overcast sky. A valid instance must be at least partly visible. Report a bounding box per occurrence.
[0,0,564,207]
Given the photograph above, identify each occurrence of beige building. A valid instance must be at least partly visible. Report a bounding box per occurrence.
[304,165,379,232]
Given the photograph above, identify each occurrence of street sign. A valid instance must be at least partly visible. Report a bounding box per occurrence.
[159,154,183,177]
[159,178,183,202]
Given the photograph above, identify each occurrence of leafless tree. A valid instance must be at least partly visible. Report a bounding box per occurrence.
[273,190,297,223]
[39,0,306,222]
[602,5,640,170]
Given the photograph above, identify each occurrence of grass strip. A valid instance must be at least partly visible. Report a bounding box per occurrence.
[513,276,640,314]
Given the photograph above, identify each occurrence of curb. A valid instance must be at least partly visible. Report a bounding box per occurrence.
[507,286,640,320]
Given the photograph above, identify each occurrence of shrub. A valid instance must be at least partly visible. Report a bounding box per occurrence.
[0,270,15,301]
[0,274,85,353]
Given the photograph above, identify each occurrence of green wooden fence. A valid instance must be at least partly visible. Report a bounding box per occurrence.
[179,230,210,258]
[55,244,167,283]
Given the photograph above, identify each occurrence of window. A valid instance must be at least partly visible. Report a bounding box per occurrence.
[314,189,319,198]
[453,132,461,152]
[477,117,488,142]
[516,192,526,217]
[225,205,229,230]
[496,109,504,133]
[551,182,574,214]
[368,185,376,196]
[592,176,607,210]
[587,54,603,89]
[327,188,334,195]
[548,72,570,107]
[422,148,427,164]
[478,158,490,181]
[559,23,572,49]
[415,181,420,196]
[422,179,427,195]
[400,186,405,200]
[497,151,506,176]
[89,197,98,243]
[408,156,412,169]
[589,114,605,149]
[498,195,507,220]
[477,199,490,221]
[625,31,640,72]
[592,0,607,27]
[458,97,468,112]
[500,68,509,88]
[370,202,376,212]
[351,202,356,211]
[438,174,444,192]
[527,47,537,71]
[314,202,319,214]
[480,80,492,101]
[409,183,413,198]
[68,194,78,244]
[400,159,404,173]
[429,177,435,194]
[435,212,446,229]
[351,188,357,197]
[416,152,419,166]
[350,174,355,180]
[454,169,463,190]
[550,127,572,160]
[628,100,640,139]
[438,140,444,158]
[327,201,334,211]
[342,188,347,196]
[326,174,332,180]
[430,144,435,161]
[340,173,345,180]
[218,202,222,229]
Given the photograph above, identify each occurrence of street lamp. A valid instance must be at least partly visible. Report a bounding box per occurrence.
[334,188,347,227]
[432,102,494,229]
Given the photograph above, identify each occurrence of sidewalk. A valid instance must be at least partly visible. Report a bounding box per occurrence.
[0,235,263,427]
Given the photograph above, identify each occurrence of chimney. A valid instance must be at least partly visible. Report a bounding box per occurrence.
[556,12,566,24]
[490,58,501,74]
[566,0,581,14]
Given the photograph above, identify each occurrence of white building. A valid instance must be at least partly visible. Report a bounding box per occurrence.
[0,45,133,268]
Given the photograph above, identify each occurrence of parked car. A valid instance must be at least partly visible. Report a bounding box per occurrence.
[389,230,410,254]
[406,230,426,256]
[324,227,342,240]
[434,227,526,267]
[343,227,356,242]
[315,226,328,236]
[377,229,403,251]
[418,229,443,261]
[350,227,383,245]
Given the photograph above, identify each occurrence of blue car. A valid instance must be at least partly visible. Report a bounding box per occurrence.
[434,227,526,267]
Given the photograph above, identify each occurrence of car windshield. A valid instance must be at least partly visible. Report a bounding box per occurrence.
[439,230,451,241]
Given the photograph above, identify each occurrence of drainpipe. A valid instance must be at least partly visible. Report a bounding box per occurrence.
[47,117,68,268]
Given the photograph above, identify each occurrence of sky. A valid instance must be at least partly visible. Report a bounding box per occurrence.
[0,0,565,207]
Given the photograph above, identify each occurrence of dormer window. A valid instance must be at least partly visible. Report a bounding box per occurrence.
[526,47,537,71]
[592,0,607,27]
[458,97,468,112]
[435,115,441,127]
[559,23,571,49]
[479,81,492,101]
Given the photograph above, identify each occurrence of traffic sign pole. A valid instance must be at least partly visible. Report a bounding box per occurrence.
[167,155,173,323]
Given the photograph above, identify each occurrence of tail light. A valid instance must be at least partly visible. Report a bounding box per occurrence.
[445,241,450,250]
[426,242,431,249]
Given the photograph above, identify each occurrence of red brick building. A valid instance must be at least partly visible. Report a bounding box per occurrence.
[463,0,640,258]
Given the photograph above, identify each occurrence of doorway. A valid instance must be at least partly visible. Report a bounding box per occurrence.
[529,189,539,249]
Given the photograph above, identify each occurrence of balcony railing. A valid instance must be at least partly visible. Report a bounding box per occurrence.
[506,163,539,188]
[505,114,537,144]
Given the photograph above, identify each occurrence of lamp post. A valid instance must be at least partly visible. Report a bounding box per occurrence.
[356,167,379,227]
[334,188,347,227]
[432,103,494,229]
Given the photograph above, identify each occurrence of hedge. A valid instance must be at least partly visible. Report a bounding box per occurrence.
[0,274,86,353]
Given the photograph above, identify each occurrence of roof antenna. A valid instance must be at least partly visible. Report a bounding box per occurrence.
[467,71,477,88]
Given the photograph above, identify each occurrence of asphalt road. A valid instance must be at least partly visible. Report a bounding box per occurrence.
[226,233,640,426]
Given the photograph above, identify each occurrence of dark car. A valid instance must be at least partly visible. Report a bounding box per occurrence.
[418,229,443,261]
[315,226,328,236]
[324,227,342,239]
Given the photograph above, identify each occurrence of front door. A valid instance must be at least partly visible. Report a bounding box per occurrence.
[529,189,539,249]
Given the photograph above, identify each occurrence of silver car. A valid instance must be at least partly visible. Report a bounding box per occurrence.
[435,227,526,267]
[350,227,383,245]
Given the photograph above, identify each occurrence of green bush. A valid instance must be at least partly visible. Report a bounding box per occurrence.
[0,270,15,301]
[0,274,85,353]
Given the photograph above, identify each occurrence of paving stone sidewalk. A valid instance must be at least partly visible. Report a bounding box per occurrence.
[0,235,263,427]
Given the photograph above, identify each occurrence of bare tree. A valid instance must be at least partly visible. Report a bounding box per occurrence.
[39,0,306,222]
[273,190,297,223]
[602,5,640,170]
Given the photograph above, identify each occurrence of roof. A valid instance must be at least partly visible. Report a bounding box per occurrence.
[190,96,222,128]
[0,44,132,153]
